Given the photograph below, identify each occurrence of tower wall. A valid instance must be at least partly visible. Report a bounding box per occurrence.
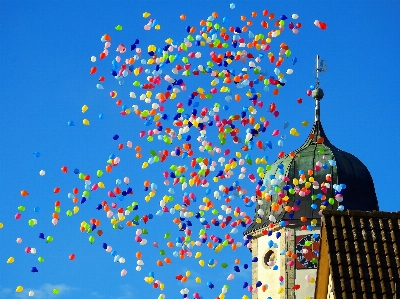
[251,227,320,299]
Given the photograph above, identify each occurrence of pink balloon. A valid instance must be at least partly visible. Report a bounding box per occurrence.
[272,130,280,136]
[124,177,130,184]
[121,269,127,276]
[16,238,22,243]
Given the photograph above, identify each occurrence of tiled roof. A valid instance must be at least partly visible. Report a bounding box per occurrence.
[322,210,400,299]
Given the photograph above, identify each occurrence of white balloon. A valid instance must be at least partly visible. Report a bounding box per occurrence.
[90,56,96,62]
[39,170,45,176]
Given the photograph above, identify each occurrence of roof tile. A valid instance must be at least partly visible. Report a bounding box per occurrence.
[321,210,400,298]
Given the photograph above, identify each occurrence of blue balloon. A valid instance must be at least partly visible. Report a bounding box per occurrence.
[99,114,104,119]
[68,121,75,126]
[33,152,41,157]
[38,233,45,239]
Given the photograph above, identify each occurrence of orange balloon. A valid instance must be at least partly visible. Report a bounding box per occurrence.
[234,259,240,264]
[181,276,188,282]
[136,153,142,159]
[136,252,142,259]
[251,12,257,17]
[167,241,174,248]
[144,180,150,187]
[20,190,29,196]
[105,165,112,173]
[156,260,163,266]
[262,285,267,292]
[231,243,237,251]
[180,14,186,20]
[207,242,213,249]
[72,197,78,204]
[97,230,103,236]
[211,12,218,18]
[273,89,279,96]
[164,257,172,264]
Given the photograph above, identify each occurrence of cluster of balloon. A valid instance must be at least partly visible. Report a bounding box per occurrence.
[4,4,342,299]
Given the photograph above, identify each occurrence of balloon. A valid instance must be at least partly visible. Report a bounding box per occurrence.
[39,170,45,176]
[121,269,127,276]
[314,20,327,30]
[7,257,14,263]
[83,119,90,125]
[52,288,59,295]
[16,286,23,292]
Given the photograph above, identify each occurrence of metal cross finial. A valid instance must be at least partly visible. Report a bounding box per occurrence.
[315,55,328,88]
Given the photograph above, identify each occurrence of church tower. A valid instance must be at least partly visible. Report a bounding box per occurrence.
[244,56,379,299]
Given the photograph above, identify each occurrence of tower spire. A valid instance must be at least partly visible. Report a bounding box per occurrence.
[312,55,327,122]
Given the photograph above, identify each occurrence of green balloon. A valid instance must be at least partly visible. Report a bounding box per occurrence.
[142,228,148,234]
[28,219,34,227]
[97,170,103,177]
[52,288,59,295]
[305,240,311,246]
[66,210,72,216]
[115,25,122,30]
[164,232,171,239]
[46,236,53,243]
[89,236,95,244]
[18,206,25,212]
[38,256,44,262]
[221,262,228,268]
[54,206,61,213]
[159,250,165,255]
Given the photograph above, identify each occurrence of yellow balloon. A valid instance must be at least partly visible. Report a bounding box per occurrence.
[143,12,151,18]
[278,287,284,294]
[83,119,90,126]
[302,121,309,126]
[15,286,23,293]
[195,252,202,259]
[310,278,316,283]
[242,296,249,299]
[82,105,88,113]
[195,277,201,283]
[7,257,14,263]
[0,222,3,229]
[219,294,225,299]
[142,162,149,169]
[98,182,105,188]
[73,206,79,214]
[199,260,204,267]
[160,283,164,290]
[236,152,241,158]
[185,271,191,277]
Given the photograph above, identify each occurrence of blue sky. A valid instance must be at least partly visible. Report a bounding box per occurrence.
[1,1,399,299]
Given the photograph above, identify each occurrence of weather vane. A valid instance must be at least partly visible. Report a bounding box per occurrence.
[314,54,328,88]
[312,55,328,123]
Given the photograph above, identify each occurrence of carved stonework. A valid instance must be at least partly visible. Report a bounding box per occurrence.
[285,228,295,299]
[251,236,258,299]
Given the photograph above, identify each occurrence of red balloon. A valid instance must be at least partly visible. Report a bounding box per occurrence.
[69,254,76,260]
